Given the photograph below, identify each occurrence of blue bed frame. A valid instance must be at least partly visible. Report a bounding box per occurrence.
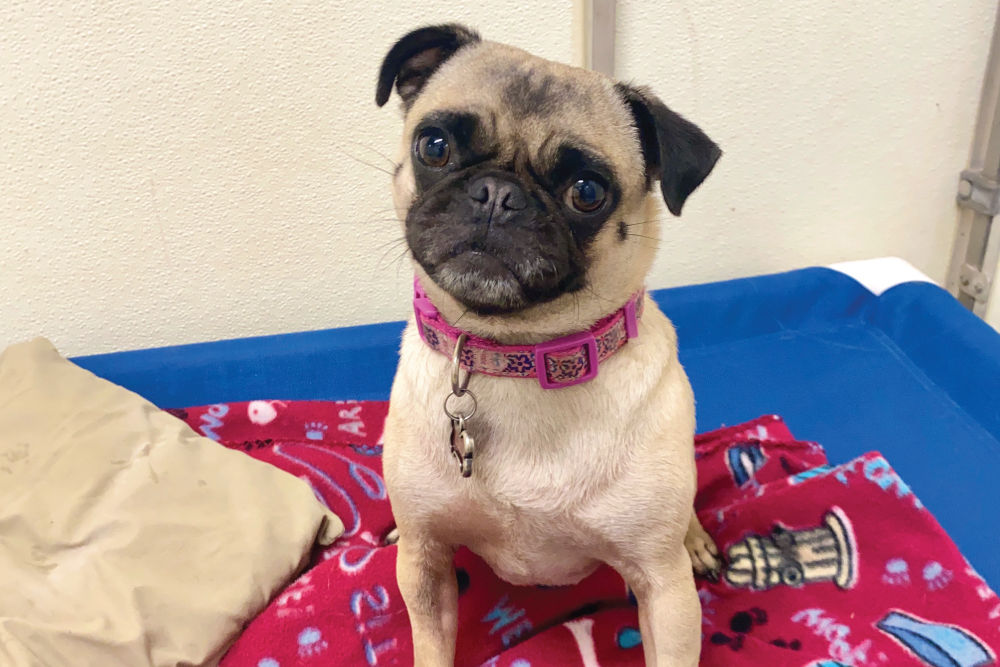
[74,268,1000,588]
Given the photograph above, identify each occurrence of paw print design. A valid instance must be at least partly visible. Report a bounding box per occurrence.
[710,608,802,652]
[296,627,328,658]
[235,438,274,452]
[257,659,280,667]
[455,567,471,596]
[923,561,954,591]
[304,422,328,441]
[616,626,642,649]
[882,558,911,586]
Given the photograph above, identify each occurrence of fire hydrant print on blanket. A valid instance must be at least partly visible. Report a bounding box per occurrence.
[169,402,1000,666]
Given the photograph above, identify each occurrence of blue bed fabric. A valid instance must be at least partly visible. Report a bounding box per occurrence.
[74,268,1000,588]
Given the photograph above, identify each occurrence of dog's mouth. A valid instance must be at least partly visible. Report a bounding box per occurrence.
[430,250,528,315]
[404,178,590,315]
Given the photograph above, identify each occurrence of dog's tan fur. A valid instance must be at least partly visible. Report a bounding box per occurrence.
[382,36,718,667]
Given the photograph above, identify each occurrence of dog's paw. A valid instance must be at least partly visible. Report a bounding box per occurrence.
[383,527,400,546]
[685,517,722,581]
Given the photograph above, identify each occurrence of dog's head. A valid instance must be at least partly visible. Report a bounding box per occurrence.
[378,24,720,337]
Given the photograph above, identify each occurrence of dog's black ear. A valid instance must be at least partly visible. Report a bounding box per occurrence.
[376,24,481,109]
[616,83,721,216]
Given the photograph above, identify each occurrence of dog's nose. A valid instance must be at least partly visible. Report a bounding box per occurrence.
[466,175,527,223]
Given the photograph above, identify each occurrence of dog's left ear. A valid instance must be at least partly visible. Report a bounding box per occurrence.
[376,24,481,110]
[616,83,721,216]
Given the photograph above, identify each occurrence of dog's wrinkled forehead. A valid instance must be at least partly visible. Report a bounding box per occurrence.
[404,42,646,195]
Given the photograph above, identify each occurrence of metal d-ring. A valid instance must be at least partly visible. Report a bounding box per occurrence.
[444,389,479,422]
[450,333,472,397]
[443,389,477,422]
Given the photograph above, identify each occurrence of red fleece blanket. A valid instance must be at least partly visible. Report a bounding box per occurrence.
[168,402,1000,666]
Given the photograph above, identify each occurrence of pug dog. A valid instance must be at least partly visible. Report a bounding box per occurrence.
[377,24,721,667]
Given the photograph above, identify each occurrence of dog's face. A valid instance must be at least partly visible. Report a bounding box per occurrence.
[377,25,720,332]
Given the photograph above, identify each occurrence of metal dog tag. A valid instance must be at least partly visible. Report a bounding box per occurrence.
[444,333,478,478]
[450,415,475,478]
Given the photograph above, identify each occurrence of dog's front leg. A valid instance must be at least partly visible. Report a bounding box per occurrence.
[626,546,702,667]
[396,534,458,667]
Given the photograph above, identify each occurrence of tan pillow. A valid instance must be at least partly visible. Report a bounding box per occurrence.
[0,338,343,667]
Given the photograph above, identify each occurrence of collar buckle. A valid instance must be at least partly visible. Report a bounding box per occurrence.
[413,295,438,346]
[535,331,599,389]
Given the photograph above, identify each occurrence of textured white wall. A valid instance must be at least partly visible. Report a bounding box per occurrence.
[1,2,572,356]
[616,0,995,291]
[1,2,995,355]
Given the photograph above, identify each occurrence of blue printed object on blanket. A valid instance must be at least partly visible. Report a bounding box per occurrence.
[876,611,995,667]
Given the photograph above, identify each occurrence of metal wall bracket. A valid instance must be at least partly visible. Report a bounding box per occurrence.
[958,263,992,303]
[957,170,1000,217]
[946,3,1000,317]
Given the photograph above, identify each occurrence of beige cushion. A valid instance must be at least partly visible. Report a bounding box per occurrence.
[0,338,343,667]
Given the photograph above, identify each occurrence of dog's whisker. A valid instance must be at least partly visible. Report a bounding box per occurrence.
[393,247,413,281]
[366,207,408,218]
[584,284,616,305]
[376,235,408,251]
[622,218,667,228]
[386,245,412,275]
[343,139,400,169]
[326,216,401,228]
[375,250,406,271]
[624,232,660,242]
[339,149,396,177]
[376,238,410,268]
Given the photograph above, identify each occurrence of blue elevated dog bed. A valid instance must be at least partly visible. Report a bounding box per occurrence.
[74,267,1000,588]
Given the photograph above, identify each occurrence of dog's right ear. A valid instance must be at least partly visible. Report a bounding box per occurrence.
[376,24,480,110]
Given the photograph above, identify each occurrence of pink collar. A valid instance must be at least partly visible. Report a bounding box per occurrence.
[413,279,644,389]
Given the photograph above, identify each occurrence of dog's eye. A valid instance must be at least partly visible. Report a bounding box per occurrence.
[566,176,607,213]
[415,128,451,168]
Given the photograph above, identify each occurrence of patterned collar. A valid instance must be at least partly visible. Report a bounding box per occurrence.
[413,279,644,389]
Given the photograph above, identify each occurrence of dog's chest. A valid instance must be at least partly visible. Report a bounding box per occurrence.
[446,468,604,586]
[465,518,601,587]
[428,410,624,586]
[385,319,692,586]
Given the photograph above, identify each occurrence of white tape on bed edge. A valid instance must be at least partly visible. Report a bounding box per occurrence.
[828,257,936,296]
